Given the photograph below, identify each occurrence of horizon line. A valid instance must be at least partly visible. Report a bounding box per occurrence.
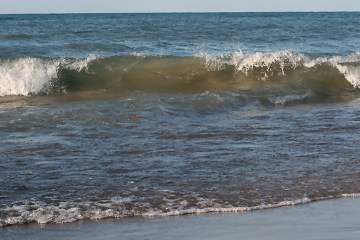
[1,11,360,15]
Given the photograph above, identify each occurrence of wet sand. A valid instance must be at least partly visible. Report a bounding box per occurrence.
[1,197,359,240]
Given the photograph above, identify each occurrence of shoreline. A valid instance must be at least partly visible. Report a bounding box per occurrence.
[1,197,359,240]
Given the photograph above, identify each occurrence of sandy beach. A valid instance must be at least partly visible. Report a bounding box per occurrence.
[1,197,359,240]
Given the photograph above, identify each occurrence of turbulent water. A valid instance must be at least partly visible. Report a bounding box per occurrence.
[1,12,360,226]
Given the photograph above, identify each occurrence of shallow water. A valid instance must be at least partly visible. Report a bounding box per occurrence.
[2,197,360,240]
[1,12,360,226]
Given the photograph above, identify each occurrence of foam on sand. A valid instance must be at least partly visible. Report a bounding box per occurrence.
[1,196,359,240]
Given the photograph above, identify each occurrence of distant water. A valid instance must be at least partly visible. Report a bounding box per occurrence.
[1,12,360,226]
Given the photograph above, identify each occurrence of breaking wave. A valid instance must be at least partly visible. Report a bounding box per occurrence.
[1,51,360,100]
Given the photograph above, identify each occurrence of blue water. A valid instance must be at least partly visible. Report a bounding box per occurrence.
[1,12,360,227]
[2,12,360,58]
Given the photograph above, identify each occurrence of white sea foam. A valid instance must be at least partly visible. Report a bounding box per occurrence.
[0,56,100,97]
[269,93,308,105]
[2,51,360,97]
[196,51,227,71]
[131,52,149,58]
[0,57,60,96]
[334,64,360,88]
[2,193,360,227]
[66,54,100,72]
[198,50,360,88]
[230,50,304,77]
[341,193,360,197]
[303,51,360,88]
[141,197,312,217]
[0,196,311,226]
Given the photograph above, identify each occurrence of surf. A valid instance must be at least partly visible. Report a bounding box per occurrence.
[1,51,360,105]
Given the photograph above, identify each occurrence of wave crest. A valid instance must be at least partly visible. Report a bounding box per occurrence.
[0,55,102,97]
[0,57,59,96]
[1,51,360,99]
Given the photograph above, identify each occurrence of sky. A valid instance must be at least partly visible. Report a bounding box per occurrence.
[1,0,360,14]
